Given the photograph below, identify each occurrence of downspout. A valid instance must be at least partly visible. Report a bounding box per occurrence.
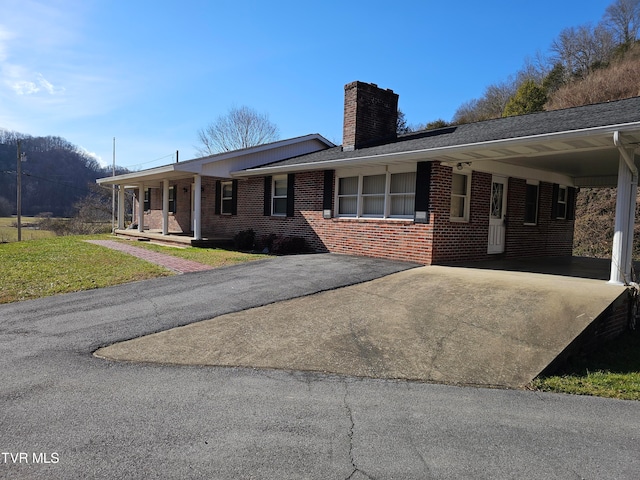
[614,131,638,178]
[610,131,638,284]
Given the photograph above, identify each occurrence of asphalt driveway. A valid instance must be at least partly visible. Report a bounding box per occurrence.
[1,253,639,479]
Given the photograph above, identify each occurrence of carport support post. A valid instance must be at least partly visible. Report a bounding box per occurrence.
[117,185,125,230]
[138,183,145,233]
[609,154,636,284]
[193,174,202,240]
[162,179,169,235]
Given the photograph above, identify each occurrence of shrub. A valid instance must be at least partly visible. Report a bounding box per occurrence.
[258,233,307,254]
[258,233,278,253]
[233,228,256,250]
[273,236,307,254]
[36,217,111,236]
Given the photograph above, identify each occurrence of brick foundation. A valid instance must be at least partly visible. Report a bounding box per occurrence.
[542,289,633,374]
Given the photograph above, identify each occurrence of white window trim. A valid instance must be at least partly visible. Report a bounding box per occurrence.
[450,171,471,222]
[272,175,287,216]
[524,179,539,226]
[556,185,568,220]
[221,181,233,215]
[334,170,416,220]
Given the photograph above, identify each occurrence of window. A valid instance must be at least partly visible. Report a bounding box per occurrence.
[272,175,288,216]
[143,188,150,211]
[556,185,567,219]
[450,172,470,221]
[338,176,358,216]
[168,186,177,214]
[390,172,416,216]
[524,181,538,225]
[221,181,233,215]
[336,171,416,219]
[362,174,385,216]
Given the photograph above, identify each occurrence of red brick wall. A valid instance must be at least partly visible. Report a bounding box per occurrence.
[343,81,399,150]
[543,290,632,374]
[430,165,492,263]
[134,165,576,266]
[505,178,574,258]
[142,179,214,233]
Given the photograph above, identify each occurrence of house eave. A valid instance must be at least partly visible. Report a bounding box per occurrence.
[231,122,640,178]
[97,133,336,187]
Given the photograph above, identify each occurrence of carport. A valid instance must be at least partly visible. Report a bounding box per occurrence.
[435,127,640,285]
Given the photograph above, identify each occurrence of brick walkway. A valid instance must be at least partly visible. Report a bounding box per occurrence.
[86,240,213,274]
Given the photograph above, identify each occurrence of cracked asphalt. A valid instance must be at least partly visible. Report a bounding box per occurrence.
[1,254,640,479]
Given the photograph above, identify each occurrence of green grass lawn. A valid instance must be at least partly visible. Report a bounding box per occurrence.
[0,233,267,304]
[530,332,640,401]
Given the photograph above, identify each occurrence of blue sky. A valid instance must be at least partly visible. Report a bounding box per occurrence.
[0,0,613,170]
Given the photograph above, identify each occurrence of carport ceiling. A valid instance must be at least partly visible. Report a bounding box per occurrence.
[435,129,640,187]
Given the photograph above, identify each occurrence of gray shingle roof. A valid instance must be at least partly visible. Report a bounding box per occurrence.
[244,96,640,171]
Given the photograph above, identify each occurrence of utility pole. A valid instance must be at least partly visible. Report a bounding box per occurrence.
[16,140,26,242]
[112,137,116,233]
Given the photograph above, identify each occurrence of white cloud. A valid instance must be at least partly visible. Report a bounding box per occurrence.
[11,73,65,96]
[0,26,14,61]
[79,145,107,167]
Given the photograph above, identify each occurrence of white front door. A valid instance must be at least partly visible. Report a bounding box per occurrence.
[488,175,508,254]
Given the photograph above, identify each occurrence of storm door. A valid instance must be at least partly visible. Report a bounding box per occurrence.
[487,175,508,254]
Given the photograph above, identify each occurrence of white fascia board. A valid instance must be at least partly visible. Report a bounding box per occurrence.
[231,122,640,177]
[97,134,335,184]
[193,134,334,164]
[96,164,179,185]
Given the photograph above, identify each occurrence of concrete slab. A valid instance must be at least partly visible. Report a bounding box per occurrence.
[96,264,626,388]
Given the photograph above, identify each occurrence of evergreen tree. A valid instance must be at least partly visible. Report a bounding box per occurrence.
[502,80,548,117]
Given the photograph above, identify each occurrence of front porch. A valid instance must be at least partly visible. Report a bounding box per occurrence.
[114,229,233,248]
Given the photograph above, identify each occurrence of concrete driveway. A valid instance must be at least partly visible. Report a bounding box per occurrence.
[96,260,625,388]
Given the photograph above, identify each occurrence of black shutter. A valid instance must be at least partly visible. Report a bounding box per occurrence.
[551,183,559,219]
[263,176,272,216]
[215,180,221,215]
[567,187,576,220]
[286,173,295,217]
[414,161,432,223]
[172,186,177,214]
[323,170,334,212]
[231,179,238,216]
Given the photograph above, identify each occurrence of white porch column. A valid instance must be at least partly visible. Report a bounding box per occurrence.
[138,183,145,232]
[117,185,125,230]
[162,179,169,235]
[193,174,202,240]
[625,169,638,282]
[609,155,636,284]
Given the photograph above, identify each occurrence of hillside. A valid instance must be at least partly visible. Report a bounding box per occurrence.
[546,43,640,110]
[545,45,640,260]
[0,131,114,217]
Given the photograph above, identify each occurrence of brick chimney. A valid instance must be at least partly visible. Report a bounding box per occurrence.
[342,81,399,151]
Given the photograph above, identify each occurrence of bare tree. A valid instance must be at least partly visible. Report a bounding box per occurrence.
[603,0,640,45]
[452,79,517,124]
[196,106,280,156]
[551,24,615,79]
